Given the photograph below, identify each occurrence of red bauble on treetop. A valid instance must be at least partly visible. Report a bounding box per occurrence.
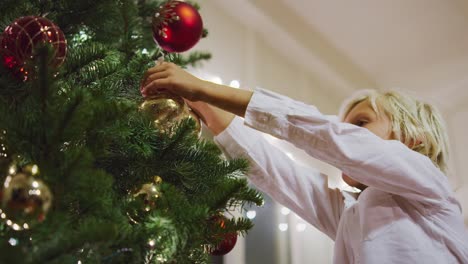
[208,215,238,256]
[152,0,203,53]
[1,16,67,80]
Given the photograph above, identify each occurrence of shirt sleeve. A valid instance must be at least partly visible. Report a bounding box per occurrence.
[214,116,347,240]
[243,88,452,205]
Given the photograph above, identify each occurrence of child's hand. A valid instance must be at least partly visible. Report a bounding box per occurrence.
[141,62,206,101]
[141,62,253,118]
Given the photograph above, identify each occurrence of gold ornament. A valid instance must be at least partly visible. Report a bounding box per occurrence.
[127,176,163,224]
[140,92,186,135]
[153,175,163,185]
[0,163,52,230]
[180,107,202,138]
[140,92,202,137]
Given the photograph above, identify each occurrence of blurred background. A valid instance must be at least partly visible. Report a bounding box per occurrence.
[189,0,468,263]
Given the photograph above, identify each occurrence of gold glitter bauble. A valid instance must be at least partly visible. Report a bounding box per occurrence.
[180,107,202,138]
[127,176,163,224]
[0,163,52,230]
[140,92,202,137]
[140,92,186,135]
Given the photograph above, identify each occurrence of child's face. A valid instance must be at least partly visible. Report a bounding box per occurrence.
[341,100,393,190]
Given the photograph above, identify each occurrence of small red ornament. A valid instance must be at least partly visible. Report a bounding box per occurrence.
[209,215,238,256]
[1,16,67,80]
[152,1,203,53]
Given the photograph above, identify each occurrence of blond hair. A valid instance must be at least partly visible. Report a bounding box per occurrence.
[339,89,450,174]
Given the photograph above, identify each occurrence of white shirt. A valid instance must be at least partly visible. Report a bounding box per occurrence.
[214,88,468,264]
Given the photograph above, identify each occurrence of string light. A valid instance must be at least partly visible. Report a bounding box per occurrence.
[148,239,156,247]
[246,210,256,219]
[296,223,306,232]
[229,80,240,88]
[278,223,288,232]
[8,238,18,246]
[31,165,39,175]
[209,76,223,84]
[32,181,39,188]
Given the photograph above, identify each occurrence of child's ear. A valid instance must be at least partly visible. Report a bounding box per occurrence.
[408,138,423,150]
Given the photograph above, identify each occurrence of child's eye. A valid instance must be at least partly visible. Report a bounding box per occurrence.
[355,120,368,127]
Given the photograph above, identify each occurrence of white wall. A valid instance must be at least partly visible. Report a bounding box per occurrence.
[193,1,345,114]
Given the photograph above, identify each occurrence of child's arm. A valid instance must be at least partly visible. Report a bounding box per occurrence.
[141,63,451,204]
[183,100,235,136]
[242,89,452,204]
[186,101,347,240]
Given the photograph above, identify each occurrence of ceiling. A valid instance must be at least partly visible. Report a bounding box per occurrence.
[214,0,468,112]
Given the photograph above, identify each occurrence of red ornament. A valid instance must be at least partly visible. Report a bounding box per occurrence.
[152,1,203,53]
[209,215,238,256]
[1,16,67,80]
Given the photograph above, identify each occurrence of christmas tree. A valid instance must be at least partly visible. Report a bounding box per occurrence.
[0,0,263,263]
